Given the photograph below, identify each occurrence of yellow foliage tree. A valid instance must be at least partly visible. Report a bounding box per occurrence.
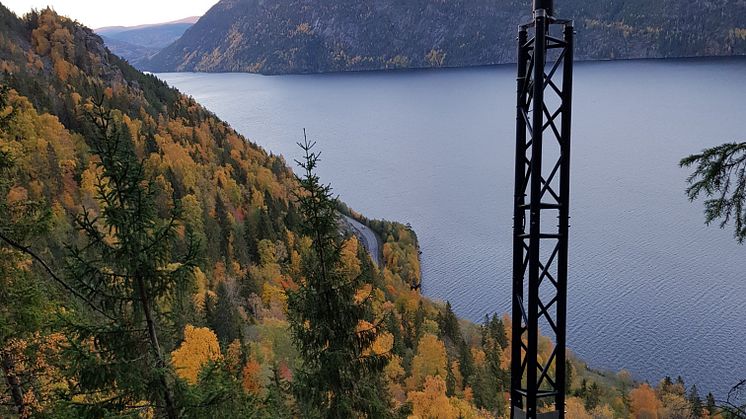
[171,325,222,384]
[371,331,394,356]
[660,393,692,419]
[407,375,457,419]
[566,397,593,418]
[340,236,362,279]
[565,397,613,419]
[385,355,407,407]
[449,396,489,419]
[191,267,215,312]
[592,404,615,418]
[406,333,448,390]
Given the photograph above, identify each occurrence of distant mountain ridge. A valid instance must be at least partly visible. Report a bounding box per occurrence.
[97,36,158,68]
[143,0,746,75]
[95,16,200,35]
[96,16,199,66]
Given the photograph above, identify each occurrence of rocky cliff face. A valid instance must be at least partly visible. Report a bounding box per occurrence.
[144,0,746,75]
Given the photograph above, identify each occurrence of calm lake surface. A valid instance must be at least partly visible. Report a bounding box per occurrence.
[158,58,746,396]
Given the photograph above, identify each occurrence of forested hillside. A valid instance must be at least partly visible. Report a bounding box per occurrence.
[0,5,733,418]
[145,0,746,74]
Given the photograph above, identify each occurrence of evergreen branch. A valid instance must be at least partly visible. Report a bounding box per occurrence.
[0,232,116,322]
[681,141,746,242]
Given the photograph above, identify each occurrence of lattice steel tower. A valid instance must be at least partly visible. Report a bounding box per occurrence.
[510,0,574,418]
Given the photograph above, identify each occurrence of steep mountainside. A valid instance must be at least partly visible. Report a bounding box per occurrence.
[96,18,198,67]
[145,0,746,75]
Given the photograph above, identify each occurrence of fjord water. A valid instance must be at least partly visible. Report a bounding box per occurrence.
[158,58,746,395]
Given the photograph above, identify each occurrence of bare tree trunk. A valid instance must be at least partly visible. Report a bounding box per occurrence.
[2,349,28,418]
[135,277,178,419]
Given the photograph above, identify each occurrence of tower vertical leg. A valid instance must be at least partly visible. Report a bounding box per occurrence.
[555,23,574,416]
[510,27,529,417]
[526,11,546,417]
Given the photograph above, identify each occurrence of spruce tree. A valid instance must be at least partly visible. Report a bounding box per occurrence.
[214,194,233,264]
[706,392,717,416]
[457,339,475,387]
[258,208,277,242]
[286,132,390,418]
[208,280,242,346]
[438,301,460,344]
[472,315,507,416]
[243,211,261,264]
[63,100,197,418]
[489,314,508,349]
[445,364,456,397]
[688,384,703,418]
[584,382,602,411]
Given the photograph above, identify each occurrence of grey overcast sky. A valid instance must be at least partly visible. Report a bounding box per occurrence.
[2,0,217,29]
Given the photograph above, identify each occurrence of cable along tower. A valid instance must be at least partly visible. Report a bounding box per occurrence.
[510,0,574,418]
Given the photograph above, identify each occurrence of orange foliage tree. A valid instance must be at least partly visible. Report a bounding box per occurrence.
[630,383,662,419]
[171,325,222,385]
[241,358,264,396]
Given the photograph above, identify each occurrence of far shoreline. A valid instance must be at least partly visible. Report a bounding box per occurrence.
[147,54,746,78]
